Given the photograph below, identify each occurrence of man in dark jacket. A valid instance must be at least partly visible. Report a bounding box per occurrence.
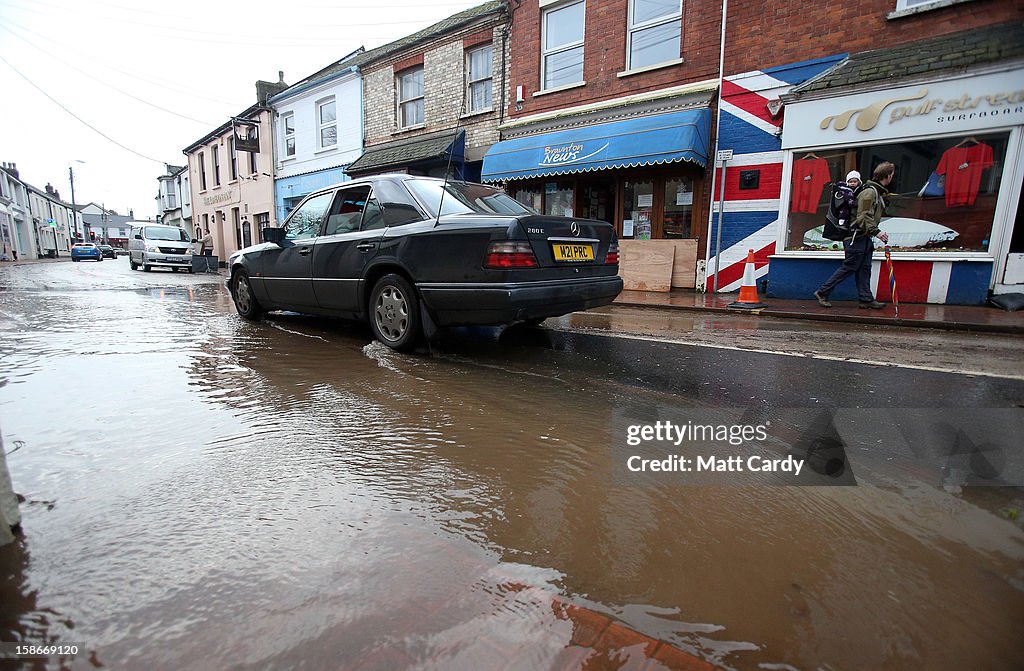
[814,163,893,309]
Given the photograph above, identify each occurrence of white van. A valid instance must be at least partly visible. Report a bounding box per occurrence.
[128,224,193,272]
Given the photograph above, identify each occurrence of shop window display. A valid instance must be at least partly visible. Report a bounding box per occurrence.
[663,177,694,238]
[512,186,542,212]
[544,183,575,217]
[624,179,654,239]
[786,131,1009,253]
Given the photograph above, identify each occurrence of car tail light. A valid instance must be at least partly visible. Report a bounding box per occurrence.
[605,241,620,265]
[484,241,538,269]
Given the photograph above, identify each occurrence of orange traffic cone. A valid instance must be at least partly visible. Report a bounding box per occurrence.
[728,249,767,310]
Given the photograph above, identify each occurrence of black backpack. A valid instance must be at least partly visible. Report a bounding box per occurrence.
[822,183,860,241]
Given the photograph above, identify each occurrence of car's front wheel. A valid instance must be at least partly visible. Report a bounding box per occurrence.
[129,259,138,270]
[369,273,420,352]
[231,269,264,320]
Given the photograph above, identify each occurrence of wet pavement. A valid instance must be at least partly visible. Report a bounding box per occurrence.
[1,259,1023,670]
[613,289,1024,334]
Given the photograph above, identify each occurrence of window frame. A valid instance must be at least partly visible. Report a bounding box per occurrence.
[895,0,940,9]
[466,44,494,113]
[541,0,586,90]
[397,66,425,129]
[282,112,296,158]
[229,137,238,181]
[212,145,221,186]
[626,0,682,71]
[198,152,207,191]
[317,98,337,150]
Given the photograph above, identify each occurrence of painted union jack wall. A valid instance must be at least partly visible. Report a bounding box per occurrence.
[705,57,844,293]
[706,56,992,305]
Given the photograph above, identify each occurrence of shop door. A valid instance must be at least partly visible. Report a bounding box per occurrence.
[1003,174,1024,285]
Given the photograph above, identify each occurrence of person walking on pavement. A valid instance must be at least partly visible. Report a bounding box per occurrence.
[814,162,893,309]
[201,228,213,257]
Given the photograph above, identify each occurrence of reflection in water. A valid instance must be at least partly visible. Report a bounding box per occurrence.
[0,532,86,668]
[0,263,1022,670]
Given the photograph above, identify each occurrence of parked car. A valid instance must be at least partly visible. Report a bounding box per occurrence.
[225,174,623,351]
[128,224,192,272]
[114,247,129,256]
[97,244,116,259]
[71,243,103,262]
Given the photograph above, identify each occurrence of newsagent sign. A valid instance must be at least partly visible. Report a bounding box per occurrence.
[782,68,1024,149]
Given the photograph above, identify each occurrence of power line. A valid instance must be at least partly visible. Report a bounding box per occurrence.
[0,0,469,45]
[0,52,167,164]
[0,16,240,106]
[0,22,220,126]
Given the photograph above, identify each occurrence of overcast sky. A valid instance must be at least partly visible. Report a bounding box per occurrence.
[0,0,485,218]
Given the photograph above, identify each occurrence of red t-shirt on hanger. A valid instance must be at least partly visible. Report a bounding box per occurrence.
[791,158,831,213]
[936,142,994,208]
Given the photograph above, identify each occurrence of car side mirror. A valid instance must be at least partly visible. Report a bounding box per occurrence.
[134,234,142,240]
[263,227,286,244]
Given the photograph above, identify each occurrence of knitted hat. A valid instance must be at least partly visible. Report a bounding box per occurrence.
[846,170,862,182]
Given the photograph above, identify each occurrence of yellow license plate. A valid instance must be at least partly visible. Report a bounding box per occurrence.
[552,243,594,262]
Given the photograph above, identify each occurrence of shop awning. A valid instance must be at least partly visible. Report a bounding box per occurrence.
[347,130,464,176]
[481,108,710,183]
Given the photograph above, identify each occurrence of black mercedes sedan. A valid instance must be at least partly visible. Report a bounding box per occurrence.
[225,175,622,351]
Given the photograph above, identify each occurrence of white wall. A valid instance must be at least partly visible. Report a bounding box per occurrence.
[273,71,363,179]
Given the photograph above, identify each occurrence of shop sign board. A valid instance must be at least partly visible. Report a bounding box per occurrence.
[782,68,1024,148]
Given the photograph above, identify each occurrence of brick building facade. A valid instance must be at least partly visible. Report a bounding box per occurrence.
[347,1,509,181]
[483,0,1023,302]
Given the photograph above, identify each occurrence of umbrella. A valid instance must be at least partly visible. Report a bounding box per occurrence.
[884,246,899,318]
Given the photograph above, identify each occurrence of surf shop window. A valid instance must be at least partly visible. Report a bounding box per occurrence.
[786,131,1010,253]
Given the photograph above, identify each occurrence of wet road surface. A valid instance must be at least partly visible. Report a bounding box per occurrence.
[1,259,1022,670]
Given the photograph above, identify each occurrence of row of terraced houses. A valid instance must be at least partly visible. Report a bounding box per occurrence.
[159,0,1023,304]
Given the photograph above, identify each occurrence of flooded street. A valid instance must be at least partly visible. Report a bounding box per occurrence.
[1,260,1022,670]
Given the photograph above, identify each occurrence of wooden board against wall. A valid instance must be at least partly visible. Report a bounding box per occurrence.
[618,239,697,292]
[618,240,674,292]
[670,239,697,289]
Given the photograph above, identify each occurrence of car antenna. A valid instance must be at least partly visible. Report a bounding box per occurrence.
[435,99,466,224]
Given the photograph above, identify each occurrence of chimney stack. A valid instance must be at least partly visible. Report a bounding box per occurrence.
[256,71,288,106]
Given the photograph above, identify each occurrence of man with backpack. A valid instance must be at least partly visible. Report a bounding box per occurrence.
[814,163,893,309]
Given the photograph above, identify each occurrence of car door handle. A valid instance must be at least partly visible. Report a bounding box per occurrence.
[298,247,312,256]
[356,242,376,252]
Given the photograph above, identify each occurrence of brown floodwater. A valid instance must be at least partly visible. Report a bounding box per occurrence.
[0,261,1022,670]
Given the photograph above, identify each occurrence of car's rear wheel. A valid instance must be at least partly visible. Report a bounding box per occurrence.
[231,269,264,320]
[143,264,151,272]
[369,273,420,352]
[72,257,79,262]
[130,259,138,270]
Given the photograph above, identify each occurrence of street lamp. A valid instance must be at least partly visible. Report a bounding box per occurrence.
[69,160,84,243]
